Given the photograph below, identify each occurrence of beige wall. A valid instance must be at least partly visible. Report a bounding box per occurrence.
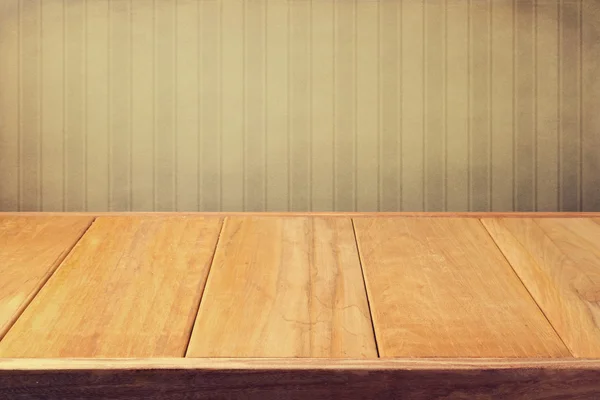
[0,0,599,212]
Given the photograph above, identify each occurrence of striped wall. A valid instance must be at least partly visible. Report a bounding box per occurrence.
[0,0,599,212]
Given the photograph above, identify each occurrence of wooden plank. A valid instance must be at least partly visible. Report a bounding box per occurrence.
[353,217,569,357]
[0,216,93,340]
[187,217,377,357]
[2,358,600,399]
[482,218,600,357]
[0,216,222,358]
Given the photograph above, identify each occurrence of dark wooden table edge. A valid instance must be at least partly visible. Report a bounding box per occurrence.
[2,358,600,399]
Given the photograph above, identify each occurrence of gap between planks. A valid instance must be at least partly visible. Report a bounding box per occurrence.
[0,217,97,342]
[183,218,227,357]
[2,215,381,358]
[350,218,381,358]
[477,218,574,357]
[1,214,582,360]
[185,216,381,358]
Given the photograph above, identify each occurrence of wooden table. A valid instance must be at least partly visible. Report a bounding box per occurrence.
[1,212,600,399]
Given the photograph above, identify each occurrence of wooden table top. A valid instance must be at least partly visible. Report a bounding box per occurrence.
[1,212,600,399]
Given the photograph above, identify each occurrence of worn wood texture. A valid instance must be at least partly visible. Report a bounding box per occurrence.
[0,216,93,340]
[0,216,222,358]
[353,217,569,357]
[1,358,600,399]
[482,218,600,357]
[187,217,377,357]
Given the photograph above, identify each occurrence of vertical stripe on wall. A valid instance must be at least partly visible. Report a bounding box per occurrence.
[109,0,131,211]
[491,0,514,211]
[265,0,288,211]
[311,0,334,212]
[86,0,109,212]
[244,0,266,212]
[333,0,355,212]
[131,0,153,211]
[41,0,65,211]
[379,0,400,212]
[0,0,598,212]
[582,0,600,211]
[200,0,221,211]
[515,0,535,211]
[536,0,559,212]
[19,0,42,211]
[469,0,491,211]
[175,0,199,211]
[289,0,311,211]
[400,0,424,211]
[356,0,379,212]
[558,0,581,211]
[220,0,244,211]
[425,0,445,212]
[0,1,20,211]
[446,0,469,212]
[155,0,177,211]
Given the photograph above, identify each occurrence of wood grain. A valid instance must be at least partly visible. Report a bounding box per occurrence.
[0,216,222,358]
[2,358,600,399]
[0,216,93,340]
[482,218,600,357]
[187,217,377,358]
[353,217,569,358]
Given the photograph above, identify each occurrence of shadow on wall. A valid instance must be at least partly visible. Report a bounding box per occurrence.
[0,0,599,212]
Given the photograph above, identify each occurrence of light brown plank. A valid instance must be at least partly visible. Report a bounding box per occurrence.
[0,216,93,340]
[482,218,600,357]
[2,358,600,400]
[353,217,569,358]
[187,217,377,358]
[0,216,222,358]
